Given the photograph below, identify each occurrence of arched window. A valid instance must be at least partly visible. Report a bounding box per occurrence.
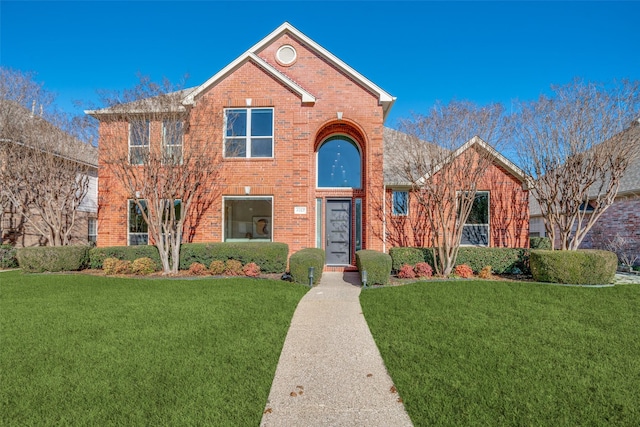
[317,136,361,188]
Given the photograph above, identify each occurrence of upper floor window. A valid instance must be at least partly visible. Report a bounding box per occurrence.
[129,120,150,165]
[461,191,489,246]
[392,191,409,216]
[224,108,273,158]
[317,136,361,188]
[163,120,183,164]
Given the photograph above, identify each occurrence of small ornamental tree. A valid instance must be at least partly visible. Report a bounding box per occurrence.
[88,77,224,274]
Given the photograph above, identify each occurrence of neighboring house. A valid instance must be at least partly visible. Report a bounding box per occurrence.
[529,122,640,264]
[89,22,528,269]
[0,101,98,247]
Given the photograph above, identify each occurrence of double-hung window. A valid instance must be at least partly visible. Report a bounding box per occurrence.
[461,191,490,246]
[88,218,97,244]
[162,120,183,164]
[129,120,150,165]
[392,191,409,216]
[128,200,148,245]
[224,108,273,158]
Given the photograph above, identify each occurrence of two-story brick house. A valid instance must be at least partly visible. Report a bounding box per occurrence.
[90,22,529,268]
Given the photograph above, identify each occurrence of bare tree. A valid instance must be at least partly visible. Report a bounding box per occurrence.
[88,76,224,274]
[512,79,640,250]
[0,67,95,246]
[389,100,507,276]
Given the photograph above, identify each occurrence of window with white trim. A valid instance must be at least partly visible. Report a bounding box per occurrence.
[461,191,489,246]
[223,197,273,242]
[224,108,273,158]
[163,120,183,164]
[128,200,148,245]
[129,120,150,165]
[392,191,409,216]
[88,218,97,244]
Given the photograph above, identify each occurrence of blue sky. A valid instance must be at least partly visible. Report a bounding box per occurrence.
[1,1,639,128]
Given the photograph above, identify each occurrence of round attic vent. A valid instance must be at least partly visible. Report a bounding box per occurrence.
[276,45,297,65]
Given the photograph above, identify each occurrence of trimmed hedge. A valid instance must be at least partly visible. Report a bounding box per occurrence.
[530,249,617,285]
[89,246,161,270]
[289,248,325,285]
[0,244,18,269]
[389,246,529,275]
[17,246,89,273]
[356,250,392,286]
[389,247,424,271]
[530,237,552,250]
[455,247,529,274]
[179,242,288,273]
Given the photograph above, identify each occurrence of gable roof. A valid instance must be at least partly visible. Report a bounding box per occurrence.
[2,99,97,168]
[182,51,316,105]
[183,22,396,118]
[382,129,526,187]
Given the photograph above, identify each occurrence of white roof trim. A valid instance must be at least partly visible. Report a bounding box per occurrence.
[183,51,315,105]
[248,22,395,117]
[418,136,527,185]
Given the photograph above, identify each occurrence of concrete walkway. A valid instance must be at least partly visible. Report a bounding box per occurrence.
[260,272,413,427]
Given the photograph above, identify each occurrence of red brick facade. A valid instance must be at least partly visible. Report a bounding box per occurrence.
[95,23,390,266]
[94,23,529,266]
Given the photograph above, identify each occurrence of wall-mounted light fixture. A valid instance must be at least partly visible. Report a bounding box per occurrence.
[245,186,251,195]
[337,111,343,120]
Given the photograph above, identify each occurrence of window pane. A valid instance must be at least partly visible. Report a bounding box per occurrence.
[163,120,183,145]
[251,138,273,157]
[355,198,362,251]
[224,198,272,241]
[461,225,489,246]
[226,109,247,137]
[130,121,149,146]
[130,147,147,165]
[392,191,408,215]
[129,200,148,233]
[129,233,149,246]
[317,137,361,188]
[226,138,246,157]
[251,109,273,136]
[467,192,489,224]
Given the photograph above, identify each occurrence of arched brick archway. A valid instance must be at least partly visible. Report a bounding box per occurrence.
[314,120,368,266]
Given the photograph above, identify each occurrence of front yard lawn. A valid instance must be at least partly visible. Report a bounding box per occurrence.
[0,271,307,426]
[361,280,640,426]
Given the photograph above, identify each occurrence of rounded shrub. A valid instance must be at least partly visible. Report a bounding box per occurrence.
[209,260,225,275]
[224,259,244,276]
[243,262,261,277]
[530,249,617,285]
[415,262,433,278]
[454,264,474,278]
[478,265,493,279]
[188,262,208,276]
[289,248,325,285]
[131,257,156,275]
[103,257,120,275]
[356,250,392,286]
[397,264,416,279]
[113,259,132,275]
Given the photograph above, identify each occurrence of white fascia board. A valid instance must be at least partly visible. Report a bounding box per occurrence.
[417,136,527,184]
[249,22,395,109]
[183,51,315,105]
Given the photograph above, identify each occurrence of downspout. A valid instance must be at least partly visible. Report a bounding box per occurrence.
[383,184,387,253]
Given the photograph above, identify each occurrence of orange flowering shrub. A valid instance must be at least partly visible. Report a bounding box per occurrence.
[454,264,474,278]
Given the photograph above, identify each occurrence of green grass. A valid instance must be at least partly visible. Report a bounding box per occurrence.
[0,271,308,426]
[361,280,640,426]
